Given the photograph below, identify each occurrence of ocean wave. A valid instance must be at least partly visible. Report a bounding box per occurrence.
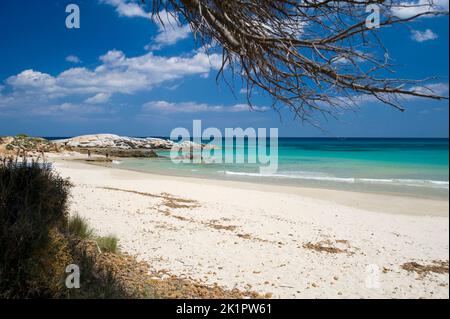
[221,171,449,189]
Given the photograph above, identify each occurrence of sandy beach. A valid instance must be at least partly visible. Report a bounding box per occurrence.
[52,156,449,299]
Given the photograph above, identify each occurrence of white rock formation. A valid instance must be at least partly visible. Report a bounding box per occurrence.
[53,134,174,150]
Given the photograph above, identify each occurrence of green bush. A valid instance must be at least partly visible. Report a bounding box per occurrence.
[68,215,94,239]
[0,159,129,299]
[96,235,118,253]
[0,159,72,298]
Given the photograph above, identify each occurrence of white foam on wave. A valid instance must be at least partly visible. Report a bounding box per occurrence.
[223,170,355,183]
[222,171,449,189]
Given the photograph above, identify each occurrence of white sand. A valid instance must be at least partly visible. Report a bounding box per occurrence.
[52,157,449,299]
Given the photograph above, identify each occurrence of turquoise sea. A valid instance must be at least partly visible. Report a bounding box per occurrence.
[113,138,449,199]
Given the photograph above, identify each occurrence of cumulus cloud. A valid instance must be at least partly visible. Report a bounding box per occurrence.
[411,29,439,42]
[6,70,61,97]
[100,0,151,19]
[6,50,221,96]
[65,55,82,63]
[147,11,191,50]
[85,92,111,104]
[0,49,221,115]
[101,1,190,49]
[142,100,269,113]
[391,0,449,19]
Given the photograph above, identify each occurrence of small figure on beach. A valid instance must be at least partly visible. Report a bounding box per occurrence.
[88,150,91,159]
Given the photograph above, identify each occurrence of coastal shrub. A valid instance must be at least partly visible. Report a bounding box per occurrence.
[0,159,134,298]
[96,235,118,253]
[67,240,128,299]
[27,229,74,298]
[0,159,72,298]
[68,214,94,239]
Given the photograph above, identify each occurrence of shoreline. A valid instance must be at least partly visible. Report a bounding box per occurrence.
[60,157,449,217]
[50,156,449,298]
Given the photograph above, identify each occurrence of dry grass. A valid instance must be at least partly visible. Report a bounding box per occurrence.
[76,240,266,299]
[145,276,266,299]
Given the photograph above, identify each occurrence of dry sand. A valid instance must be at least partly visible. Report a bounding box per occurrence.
[52,157,449,299]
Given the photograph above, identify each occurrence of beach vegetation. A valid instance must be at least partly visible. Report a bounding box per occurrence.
[96,235,118,253]
[2,136,53,153]
[0,158,71,297]
[68,214,94,239]
[0,158,264,299]
[67,215,118,253]
[0,158,127,298]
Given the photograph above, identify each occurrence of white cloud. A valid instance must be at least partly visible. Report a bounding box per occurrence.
[1,49,222,115]
[408,82,449,97]
[338,82,449,106]
[0,93,13,109]
[147,11,191,50]
[99,49,125,64]
[6,50,221,96]
[29,102,103,116]
[101,1,190,49]
[85,92,111,104]
[142,100,269,113]
[66,55,81,63]
[392,0,449,19]
[6,70,60,95]
[100,0,151,19]
[152,24,190,48]
[411,29,439,42]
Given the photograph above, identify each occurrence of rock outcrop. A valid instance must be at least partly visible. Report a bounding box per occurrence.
[77,148,159,158]
[1,134,221,159]
[0,135,59,155]
[52,134,174,158]
[54,134,174,150]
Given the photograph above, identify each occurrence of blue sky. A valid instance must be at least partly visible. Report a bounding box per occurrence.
[0,0,448,137]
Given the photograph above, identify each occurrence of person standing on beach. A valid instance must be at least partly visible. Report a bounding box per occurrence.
[88,150,91,159]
